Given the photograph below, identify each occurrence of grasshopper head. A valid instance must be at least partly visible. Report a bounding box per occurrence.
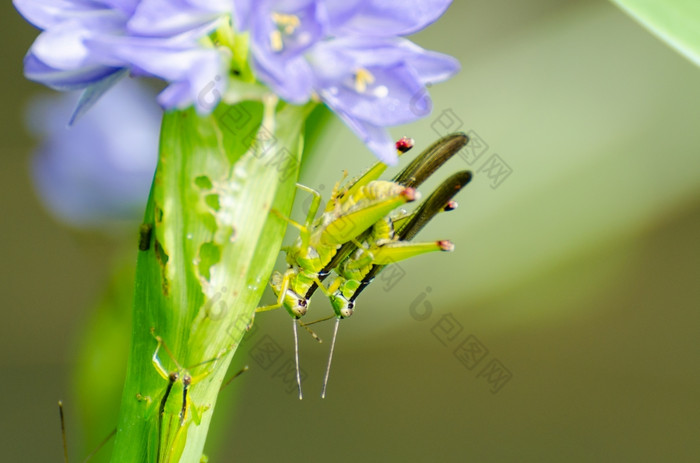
[271,270,308,318]
[283,289,308,318]
[330,291,355,319]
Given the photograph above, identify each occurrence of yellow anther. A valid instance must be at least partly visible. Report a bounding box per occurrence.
[272,12,300,35]
[269,30,283,52]
[354,68,375,93]
[269,12,301,52]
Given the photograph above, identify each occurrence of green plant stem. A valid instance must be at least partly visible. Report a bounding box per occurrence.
[110,97,315,463]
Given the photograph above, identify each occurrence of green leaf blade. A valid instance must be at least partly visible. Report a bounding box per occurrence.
[612,0,700,67]
[110,99,315,463]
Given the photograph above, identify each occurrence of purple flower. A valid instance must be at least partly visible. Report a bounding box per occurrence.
[309,36,458,163]
[27,78,160,229]
[14,0,228,115]
[324,0,452,37]
[233,0,328,103]
[15,1,130,91]
[127,0,233,37]
[15,0,459,164]
[235,0,458,163]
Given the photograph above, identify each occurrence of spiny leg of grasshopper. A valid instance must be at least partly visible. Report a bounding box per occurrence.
[320,170,473,398]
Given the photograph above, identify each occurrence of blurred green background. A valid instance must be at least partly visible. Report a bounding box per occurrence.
[1,0,699,462]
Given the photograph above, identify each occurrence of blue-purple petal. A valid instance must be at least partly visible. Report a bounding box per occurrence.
[128,0,231,37]
[12,0,101,30]
[332,108,398,165]
[311,37,458,126]
[319,62,429,126]
[250,0,326,60]
[325,0,452,37]
[15,0,459,164]
[397,45,461,85]
[242,0,326,103]
[24,52,123,91]
[232,0,254,30]
[69,68,129,124]
[100,0,140,17]
[27,78,160,229]
[87,29,230,112]
[30,14,125,70]
[250,55,314,104]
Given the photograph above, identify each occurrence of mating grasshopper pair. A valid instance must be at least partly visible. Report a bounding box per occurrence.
[257,132,473,399]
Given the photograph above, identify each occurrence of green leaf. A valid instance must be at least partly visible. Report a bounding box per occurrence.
[612,0,700,67]
[110,98,315,463]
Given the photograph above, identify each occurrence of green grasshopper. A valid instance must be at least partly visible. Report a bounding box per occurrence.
[305,132,470,299]
[140,329,216,463]
[139,329,246,462]
[273,132,469,318]
[255,140,419,398]
[319,172,472,397]
[328,171,472,319]
[258,133,470,398]
[314,134,473,397]
[57,329,246,463]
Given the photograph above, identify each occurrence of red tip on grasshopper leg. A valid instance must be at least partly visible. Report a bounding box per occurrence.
[396,136,415,153]
[400,187,418,202]
[437,240,455,252]
[443,200,458,211]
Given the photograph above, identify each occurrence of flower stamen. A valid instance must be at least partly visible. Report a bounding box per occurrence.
[270,30,284,51]
[272,12,301,35]
[269,12,301,51]
[354,69,375,94]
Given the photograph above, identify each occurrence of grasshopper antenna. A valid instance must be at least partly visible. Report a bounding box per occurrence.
[81,429,116,463]
[293,319,303,400]
[321,317,341,399]
[59,401,69,463]
[58,400,115,463]
[220,365,249,391]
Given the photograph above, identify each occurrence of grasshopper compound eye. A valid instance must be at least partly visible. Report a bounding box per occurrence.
[339,300,354,319]
[292,298,308,318]
[330,292,354,319]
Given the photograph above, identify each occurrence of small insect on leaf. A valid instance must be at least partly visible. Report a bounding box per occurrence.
[145,328,242,462]
[257,133,473,399]
[255,140,420,398]
[318,135,473,398]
